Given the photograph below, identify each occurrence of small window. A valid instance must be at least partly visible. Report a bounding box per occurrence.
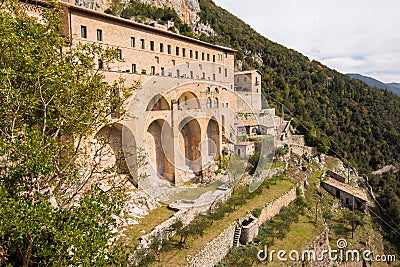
[176,46,179,56]
[167,45,171,54]
[131,37,135,47]
[140,39,145,49]
[116,49,122,60]
[199,64,202,70]
[151,66,155,75]
[172,59,175,66]
[80,25,87,38]
[213,74,216,81]
[190,50,193,58]
[202,52,205,61]
[141,69,146,75]
[176,69,180,77]
[195,51,199,59]
[132,64,136,73]
[214,98,219,108]
[212,55,215,62]
[224,51,227,58]
[98,59,104,69]
[225,68,228,77]
[161,67,165,76]
[150,41,154,51]
[207,54,210,61]
[214,88,219,93]
[202,72,205,79]
[182,48,186,57]
[160,43,164,52]
[190,71,193,78]
[96,29,102,41]
[206,98,211,109]
[155,56,159,64]
[206,87,210,93]
[219,67,222,74]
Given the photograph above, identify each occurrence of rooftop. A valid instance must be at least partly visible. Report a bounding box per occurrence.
[323,178,368,202]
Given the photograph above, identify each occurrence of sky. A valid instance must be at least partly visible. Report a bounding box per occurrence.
[213,0,400,83]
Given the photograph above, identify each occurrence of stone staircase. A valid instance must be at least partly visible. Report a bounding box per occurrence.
[232,225,242,247]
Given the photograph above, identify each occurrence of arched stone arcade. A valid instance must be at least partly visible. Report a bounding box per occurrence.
[146,119,175,183]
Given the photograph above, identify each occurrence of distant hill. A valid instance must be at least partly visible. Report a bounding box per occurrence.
[347,73,400,97]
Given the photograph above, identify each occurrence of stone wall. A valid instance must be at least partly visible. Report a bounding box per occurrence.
[258,186,297,225]
[187,185,300,267]
[187,223,236,267]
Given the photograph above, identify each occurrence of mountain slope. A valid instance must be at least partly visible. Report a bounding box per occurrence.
[347,73,400,97]
[197,0,400,172]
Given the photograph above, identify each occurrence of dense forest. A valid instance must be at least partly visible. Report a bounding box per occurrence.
[107,0,400,253]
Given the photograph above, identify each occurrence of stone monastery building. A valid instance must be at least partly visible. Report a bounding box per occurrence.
[22,0,276,188]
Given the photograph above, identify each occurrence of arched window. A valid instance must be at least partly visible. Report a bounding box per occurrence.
[214,98,219,108]
[206,98,212,109]
[206,87,210,93]
[214,88,219,93]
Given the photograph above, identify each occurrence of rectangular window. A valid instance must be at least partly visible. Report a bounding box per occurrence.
[160,43,164,52]
[182,48,186,57]
[195,51,199,59]
[224,51,227,58]
[151,66,155,75]
[172,59,175,66]
[190,50,193,58]
[202,52,205,61]
[212,55,216,62]
[202,72,205,79]
[140,39,145,49]
[131,37,135,47]
[213,74,216,80]
[207,54,210,61]
[132,64,136,73]
[190,71,193,78]
[225,68,228,77]
[161,67,165,76]
[150,41,155,51]
[155,56,159,64]
[219,67,222,74]
[96,29,102,41]
[176,69,180,77]
[167,45,171,54]
[176,46,179,56]
[80,25,87,38]
[141,69,146,75]
[116,49,122,60]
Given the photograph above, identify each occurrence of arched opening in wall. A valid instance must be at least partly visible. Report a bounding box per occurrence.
[178,91,200,110]
[179,117,202,174]
[146,94,170,111]
[207,118,220,161]
[94,123,130,176]
[146,119,175,183]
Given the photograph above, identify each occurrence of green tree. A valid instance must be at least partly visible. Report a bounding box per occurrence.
[0,1,135,265]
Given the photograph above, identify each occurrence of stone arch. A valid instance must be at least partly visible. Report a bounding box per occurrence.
[179,117,202,173]
[178,91,200,110]
[146,119,175,183]
[207,117,220,161]
[93,123,129,178]
[146,94,170,111]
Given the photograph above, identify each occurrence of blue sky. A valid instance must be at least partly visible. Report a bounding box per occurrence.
[213,0,400,83]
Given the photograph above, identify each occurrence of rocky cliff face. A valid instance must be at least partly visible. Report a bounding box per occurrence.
[131,0,200,26]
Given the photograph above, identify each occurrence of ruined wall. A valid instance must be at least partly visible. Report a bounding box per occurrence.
[187,223,236,267]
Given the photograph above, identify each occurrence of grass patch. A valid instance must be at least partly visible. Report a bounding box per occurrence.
[123,205,175,246]
[151,179,294,266]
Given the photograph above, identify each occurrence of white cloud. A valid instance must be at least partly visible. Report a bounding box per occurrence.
[213,0,400,83]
